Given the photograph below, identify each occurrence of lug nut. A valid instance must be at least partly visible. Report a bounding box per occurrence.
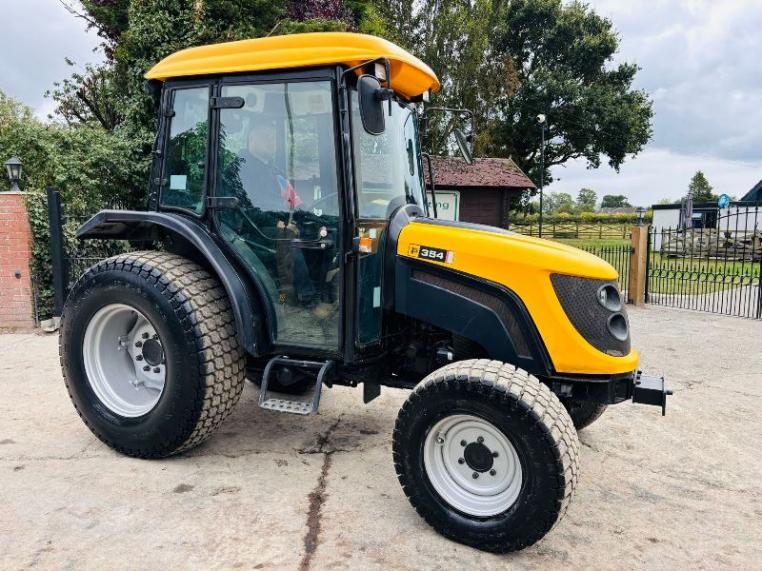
[143,365,150,372]
[436,434,445,445]
[153,367,160,373]
[458,458,465,465]
[489,469,496,476]
[135,341,143,348]
[477,436,484,444]
[472,472,479,479]
[492,451,499,458]
[142,332,149,339]
[153,334,159,340]
[136,355,143,361]
[460,440,467,447]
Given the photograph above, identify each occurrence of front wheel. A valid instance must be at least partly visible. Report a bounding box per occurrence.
[60,251,245,458]
[393,359,580,553]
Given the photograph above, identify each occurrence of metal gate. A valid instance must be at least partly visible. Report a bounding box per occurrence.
[646,204,761,318]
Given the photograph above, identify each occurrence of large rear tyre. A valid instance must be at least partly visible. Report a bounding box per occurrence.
[563,400,608,431]
[60,251,245,458]
[393,359,580,553]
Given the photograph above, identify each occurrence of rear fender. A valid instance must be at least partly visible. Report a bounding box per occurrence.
[77,210,273,357]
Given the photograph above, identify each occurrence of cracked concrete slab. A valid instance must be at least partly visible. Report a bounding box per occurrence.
[1,306,761,569]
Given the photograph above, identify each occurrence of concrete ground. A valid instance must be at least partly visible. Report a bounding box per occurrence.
[1,306,761,570]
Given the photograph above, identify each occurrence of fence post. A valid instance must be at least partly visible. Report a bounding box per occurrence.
[46,187,68,316]
[627,224,649,306]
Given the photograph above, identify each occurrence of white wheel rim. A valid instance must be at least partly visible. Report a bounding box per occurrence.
[82,304,167,417]
[423,414,523,517]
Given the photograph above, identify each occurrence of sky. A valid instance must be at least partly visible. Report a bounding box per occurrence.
[1,0,761,207]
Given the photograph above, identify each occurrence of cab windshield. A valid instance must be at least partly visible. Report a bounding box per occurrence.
[350,92,427,218]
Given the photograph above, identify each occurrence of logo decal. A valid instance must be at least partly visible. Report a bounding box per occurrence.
[409,244,455,264]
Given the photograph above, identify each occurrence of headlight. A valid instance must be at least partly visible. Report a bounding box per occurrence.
[597,284,622,312]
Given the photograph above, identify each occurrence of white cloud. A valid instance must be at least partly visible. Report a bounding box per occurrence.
[549,149,762,207]
[0,0,102,116]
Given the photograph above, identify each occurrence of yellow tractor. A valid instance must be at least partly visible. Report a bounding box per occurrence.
[61,32,669,552]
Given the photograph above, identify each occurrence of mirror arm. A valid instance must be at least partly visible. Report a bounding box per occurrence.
[422,153,438,218]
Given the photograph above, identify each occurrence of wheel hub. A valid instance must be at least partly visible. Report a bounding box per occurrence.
[141,338,164,367]
[463,441,494,473]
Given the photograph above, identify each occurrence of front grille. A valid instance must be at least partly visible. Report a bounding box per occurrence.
[550,274,631,356]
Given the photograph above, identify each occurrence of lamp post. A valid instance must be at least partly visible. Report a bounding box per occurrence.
[4,156,22,193]
[537,114,547,238]
[636,206,647,226]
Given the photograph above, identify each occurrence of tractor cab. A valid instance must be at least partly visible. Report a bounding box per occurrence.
[141,33,441,365]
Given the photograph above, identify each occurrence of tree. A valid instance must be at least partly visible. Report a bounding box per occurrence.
[601,194,631,208]
[542,191,574,214]
[576,188,597,212]
[688,171,716,203]
[377,0,652,191]
[488,0,653,186]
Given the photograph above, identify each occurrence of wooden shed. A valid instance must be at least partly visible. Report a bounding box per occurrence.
[425,156,536,228]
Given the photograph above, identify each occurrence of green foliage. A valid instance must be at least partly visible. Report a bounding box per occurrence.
[576,188,597,212]
[510,211,650,224]
[601,194,631,208]
[542,191,574,214]
[688,170,717,203]
[0,90,140,318]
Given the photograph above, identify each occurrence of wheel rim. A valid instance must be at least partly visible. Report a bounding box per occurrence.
[82,304,167,417]
[423,414,523,517]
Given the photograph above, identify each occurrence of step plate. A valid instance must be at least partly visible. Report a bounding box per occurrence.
[260,397,313,415]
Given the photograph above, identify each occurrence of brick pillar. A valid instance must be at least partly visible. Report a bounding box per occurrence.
[0,192,35,329]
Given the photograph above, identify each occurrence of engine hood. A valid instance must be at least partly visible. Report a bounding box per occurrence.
[395,218,637,375]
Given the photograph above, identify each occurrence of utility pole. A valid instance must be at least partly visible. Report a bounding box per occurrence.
[537,114,547,238]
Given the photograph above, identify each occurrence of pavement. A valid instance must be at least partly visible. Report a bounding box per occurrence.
[1,306,761,570]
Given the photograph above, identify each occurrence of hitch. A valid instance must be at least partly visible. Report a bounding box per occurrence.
[631,371,672,416]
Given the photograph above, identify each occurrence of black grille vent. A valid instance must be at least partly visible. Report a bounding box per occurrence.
[412,270,532,358]
[550,274,631,356]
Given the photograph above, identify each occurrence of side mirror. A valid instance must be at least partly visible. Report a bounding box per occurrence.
[453,128,474,165]
[358,74,386,135]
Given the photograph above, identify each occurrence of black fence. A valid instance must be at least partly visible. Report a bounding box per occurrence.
[47,188,129,315]
[646,205,762,319]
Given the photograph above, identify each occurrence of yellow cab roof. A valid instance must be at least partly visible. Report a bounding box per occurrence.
[145,32,440,99]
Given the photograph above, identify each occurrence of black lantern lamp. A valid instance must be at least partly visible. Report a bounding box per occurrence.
[4,156,22,192]
[636,206,647,226]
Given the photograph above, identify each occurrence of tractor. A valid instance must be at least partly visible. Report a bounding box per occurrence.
[60,32,669,552]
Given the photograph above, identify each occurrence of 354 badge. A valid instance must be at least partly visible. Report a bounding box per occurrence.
[408,244,455,264]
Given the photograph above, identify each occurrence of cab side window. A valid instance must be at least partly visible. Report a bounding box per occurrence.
[160,87,210,214]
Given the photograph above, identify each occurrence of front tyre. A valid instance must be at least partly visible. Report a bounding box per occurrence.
[393,360,580,553]
[60,251,245,458]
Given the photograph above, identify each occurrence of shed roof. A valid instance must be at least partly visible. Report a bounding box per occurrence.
[145,32,439,99]
[425,156,536,190]
[740,179,762,203]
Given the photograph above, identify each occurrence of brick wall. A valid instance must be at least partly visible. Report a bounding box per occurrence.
[0,192,35,329]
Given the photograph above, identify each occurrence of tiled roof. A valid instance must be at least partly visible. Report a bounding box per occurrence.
[424,156,536,190]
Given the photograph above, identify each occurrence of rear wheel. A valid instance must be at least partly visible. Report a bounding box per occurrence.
[393,359,580,553]
[563,400,608,431]
[60,251,245,458]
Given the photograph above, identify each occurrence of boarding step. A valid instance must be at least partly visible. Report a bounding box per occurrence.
[258,356,334,416]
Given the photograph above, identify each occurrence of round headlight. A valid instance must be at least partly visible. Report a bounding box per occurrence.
[607,313,629,341]
[597,284,622,312]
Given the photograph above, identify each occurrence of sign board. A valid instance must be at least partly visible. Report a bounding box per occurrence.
[426,190,460,221]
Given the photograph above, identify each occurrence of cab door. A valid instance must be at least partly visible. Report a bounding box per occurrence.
[211,77,343,353]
